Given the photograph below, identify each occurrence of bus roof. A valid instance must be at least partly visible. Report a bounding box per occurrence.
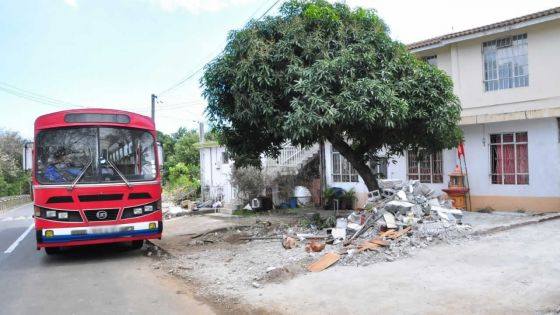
[34,108,155,131]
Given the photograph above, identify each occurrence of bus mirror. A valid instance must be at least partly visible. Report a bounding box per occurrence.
[23,142,33,171]
[157,142,164,167]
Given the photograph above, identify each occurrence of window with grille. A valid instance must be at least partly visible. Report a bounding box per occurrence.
[483,34,528,91]
[407,150,443,183]
[490,132,529,185]
[332,150,358,182]
[422,55,437,66]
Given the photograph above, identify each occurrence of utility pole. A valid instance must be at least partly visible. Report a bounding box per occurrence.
[151,94,157,121]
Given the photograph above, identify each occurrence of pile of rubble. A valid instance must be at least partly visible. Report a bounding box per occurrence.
[280,179,472,270]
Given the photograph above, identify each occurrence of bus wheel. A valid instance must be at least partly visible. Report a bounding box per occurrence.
[45,247,60,255]
[131,240,144,250]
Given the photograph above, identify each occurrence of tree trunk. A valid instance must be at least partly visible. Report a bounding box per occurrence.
[329,137,380,192]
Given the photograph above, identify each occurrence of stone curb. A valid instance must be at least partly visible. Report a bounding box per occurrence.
[472,213,560,237]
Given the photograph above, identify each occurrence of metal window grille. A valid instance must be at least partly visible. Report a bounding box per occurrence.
[422,55,438,66]
[483,34,528,91]
[407,150,443,183]
[332,150,358,182]
[490,132,529,185]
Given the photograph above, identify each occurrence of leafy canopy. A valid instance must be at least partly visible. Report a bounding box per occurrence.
[202,0,462,188]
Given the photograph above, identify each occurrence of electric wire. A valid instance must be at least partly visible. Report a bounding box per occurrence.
[156,0,281,98]
[0,83,85,109]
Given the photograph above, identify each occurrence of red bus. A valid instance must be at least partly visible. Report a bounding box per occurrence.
[29,109,163,254]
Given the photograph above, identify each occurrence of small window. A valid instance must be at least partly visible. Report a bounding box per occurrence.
[490,132,528,185]
[407,150,443,183]
[422,55,437,67]
[332,150,358,182]
[222,151,229,164]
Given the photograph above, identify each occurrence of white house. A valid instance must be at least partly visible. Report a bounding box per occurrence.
[199,7,560,213]
[326,7,560,212]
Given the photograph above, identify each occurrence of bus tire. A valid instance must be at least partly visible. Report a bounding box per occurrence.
[45,247,60,255]
[131,240,144,250]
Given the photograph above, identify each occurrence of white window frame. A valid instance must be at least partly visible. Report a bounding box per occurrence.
[482,33,528,92]
[332,150,358,183]
[422,55,437,67]
[489,132,529,185]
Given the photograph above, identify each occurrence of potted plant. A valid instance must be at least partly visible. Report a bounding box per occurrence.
[321,187,336,210]
[341,188,356,210]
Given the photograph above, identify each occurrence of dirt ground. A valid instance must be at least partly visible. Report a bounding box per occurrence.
[150,212,560,314]
[245,218,560,314]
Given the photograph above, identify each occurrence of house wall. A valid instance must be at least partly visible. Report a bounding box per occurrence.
[327,118,560,212]
[417,19,560,119]
[199,146,234,204]
[461,118,560,212]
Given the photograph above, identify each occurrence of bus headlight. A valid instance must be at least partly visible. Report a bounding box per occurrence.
[46,210,57,218]
[149,222,156,230]
[133,207,143,215]
[144,205,153,212]
[45,230,54,238]
[57,212,69,220]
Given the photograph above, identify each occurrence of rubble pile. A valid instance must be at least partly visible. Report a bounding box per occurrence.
[333,179,472,267]
[157,179,474,296]
[177,179,472,272]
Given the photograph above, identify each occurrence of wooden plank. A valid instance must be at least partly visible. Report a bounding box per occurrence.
[307,252,341,272]
[368,239,389,246]
[378,229,396,238]
[357,243,380,252]
[389,227,412,240]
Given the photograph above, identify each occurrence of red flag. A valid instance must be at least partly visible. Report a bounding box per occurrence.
[457,143,465,158]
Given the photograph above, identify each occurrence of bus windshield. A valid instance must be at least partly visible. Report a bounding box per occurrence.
[35,127,156,185]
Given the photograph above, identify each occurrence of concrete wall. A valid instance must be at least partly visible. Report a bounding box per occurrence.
[461,118,560,212]
[199,146,234,204]
[323,118,560,212]
[416,19,560,118]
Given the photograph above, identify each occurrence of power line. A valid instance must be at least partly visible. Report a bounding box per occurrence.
[0,82,86,109]
[156,0,281,98]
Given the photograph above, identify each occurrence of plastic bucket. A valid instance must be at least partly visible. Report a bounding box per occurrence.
[289,197,298,208]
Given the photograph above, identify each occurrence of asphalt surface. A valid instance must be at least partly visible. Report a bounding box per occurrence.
[0,203,214,315]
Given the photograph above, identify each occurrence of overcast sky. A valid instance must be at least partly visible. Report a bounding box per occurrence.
[1,0,558,139]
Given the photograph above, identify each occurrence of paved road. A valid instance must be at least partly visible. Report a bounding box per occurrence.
[0,203,214,315]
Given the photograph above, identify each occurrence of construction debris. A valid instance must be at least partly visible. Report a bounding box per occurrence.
[169,178,473,293]
[304,240,326,253]
[282,236,297,249]
[308,252,341,272]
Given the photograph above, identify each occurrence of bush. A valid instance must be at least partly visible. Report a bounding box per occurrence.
[230,166,265,204]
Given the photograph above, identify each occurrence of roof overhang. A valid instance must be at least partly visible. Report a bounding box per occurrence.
[409,8,560,53]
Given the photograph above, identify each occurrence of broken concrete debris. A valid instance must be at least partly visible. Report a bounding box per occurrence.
[282,236,297,249]
[302,179,470,271]
[304,240,326,253]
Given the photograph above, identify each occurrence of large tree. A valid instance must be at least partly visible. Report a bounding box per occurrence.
[202,0,462,191]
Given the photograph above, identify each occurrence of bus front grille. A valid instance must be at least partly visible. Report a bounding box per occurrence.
[84,209,119,221]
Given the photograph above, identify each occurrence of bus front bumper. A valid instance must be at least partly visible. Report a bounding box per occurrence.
[36,221,163,248]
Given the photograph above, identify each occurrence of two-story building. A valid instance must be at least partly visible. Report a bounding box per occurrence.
[326,7,560,212]
[199,7,560,213]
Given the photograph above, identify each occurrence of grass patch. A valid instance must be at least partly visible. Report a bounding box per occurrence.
[477,207,495,213]
[232,209,257,217]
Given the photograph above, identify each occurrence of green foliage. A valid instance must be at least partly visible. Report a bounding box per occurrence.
[230,166,264,203]
[202,0,462,190]
[323,215,336,228]
[342,187,356,209]
[0,129,30,196]
[157,128,201,197]
[321,187,336,202]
